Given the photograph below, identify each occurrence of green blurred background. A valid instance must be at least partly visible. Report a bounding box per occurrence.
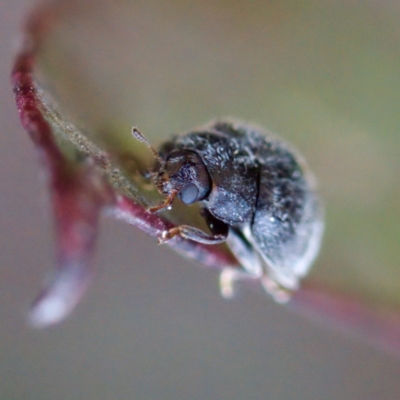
[39,0,400,307]
[2,1,400,399]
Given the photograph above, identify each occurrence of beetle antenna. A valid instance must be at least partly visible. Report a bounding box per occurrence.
[132,127,163,164]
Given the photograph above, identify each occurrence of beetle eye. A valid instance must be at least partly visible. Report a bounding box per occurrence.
[179,183,199,204]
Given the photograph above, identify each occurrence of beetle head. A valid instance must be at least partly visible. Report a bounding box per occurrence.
[155,150,211,205]
[132,127,211,212]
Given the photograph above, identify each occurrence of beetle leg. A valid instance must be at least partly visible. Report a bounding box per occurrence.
[148,191,178,213]
[226,227,263,277]
[218,227,263,298]
[159,224,228,244]
[219,268,292,303]
[158,208,229,244]
[260,276,292,303]
[219,268,254,298]
[231,226,293,302]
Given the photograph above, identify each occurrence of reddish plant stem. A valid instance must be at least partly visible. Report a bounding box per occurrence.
[291,282,400,357]
[11,14,237,326]
[13,45,114,326]
[11,0,400,359]
[112,195,236,268]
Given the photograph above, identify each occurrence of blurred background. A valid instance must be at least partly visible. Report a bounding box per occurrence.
[1,0,400,399]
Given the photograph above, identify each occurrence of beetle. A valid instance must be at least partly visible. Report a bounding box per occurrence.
[132,118,324,302]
